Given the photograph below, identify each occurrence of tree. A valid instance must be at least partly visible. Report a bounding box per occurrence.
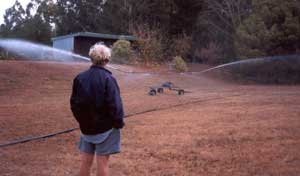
[235,0,300,58]
[204,0,251,37]
[22,15,52,44]
[193,0,251,60]
[170,0,202,36]
[102,0,176,34]
[54,0,106,35]
[0,0,26,38]
[31,0,57,24]
[0,0,53,44]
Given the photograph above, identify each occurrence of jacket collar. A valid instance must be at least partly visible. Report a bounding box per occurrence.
[90,65,112,74]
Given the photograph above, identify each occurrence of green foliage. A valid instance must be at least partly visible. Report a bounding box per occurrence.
[172,34,192,59]
[54,0,107,35]
[235,0,300,59]
[111,40,133,64]
[130,25,164,64]
[1,0,300,66]
[173,56,188,72]
[0,0,53,44]
[138,38,164,64]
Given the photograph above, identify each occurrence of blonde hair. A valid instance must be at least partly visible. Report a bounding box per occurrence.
[89,43,111,65]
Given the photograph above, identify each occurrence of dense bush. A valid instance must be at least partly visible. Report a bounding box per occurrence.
[172,34,192,59]
[129,25,164,64]
[139,38,163,64]
[173,56,188,72]
[111,40,133,64]
[235,0,300,59]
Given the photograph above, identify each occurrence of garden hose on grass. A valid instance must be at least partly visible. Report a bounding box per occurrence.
[0,94,244,148]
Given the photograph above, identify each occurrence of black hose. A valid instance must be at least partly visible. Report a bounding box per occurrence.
[0,128,78,148]
[0,94,243,148]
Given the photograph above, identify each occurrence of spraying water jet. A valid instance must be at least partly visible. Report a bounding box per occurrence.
[192,55,300,84]
[1,38,299,83]
[196,55,300,74]
[0,39,142,73]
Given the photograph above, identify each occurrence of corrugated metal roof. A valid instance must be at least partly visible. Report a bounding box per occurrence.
[51,32,136,41]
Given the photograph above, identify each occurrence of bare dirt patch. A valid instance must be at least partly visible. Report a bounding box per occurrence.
[0,61,300,176]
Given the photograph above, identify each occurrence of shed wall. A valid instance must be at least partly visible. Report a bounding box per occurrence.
[53,37,74,52]
[74,37,116,57]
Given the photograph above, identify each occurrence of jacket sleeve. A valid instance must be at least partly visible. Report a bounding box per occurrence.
[105,76,125,129]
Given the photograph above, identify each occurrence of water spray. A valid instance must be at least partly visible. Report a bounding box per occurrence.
[189,55,300,75]
[0,39,143,74]
[1,39,299,77]
[0,39,90,62]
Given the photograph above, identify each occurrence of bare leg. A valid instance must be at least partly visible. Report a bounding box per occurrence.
[96,155,110,176]
[79,152,94,176]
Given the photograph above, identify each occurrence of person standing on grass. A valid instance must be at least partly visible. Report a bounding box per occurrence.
[70,43,124,176]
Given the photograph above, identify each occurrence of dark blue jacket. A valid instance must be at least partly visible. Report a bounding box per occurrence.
[70,65,124,135]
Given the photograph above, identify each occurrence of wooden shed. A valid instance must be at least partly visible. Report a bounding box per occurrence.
[51,32,136,57]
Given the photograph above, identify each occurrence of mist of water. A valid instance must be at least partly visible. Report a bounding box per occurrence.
[0,39,91,62]
[0,39,143,73]
[194,55,300,74]
[198,58,263,74]
[1,39,298,78]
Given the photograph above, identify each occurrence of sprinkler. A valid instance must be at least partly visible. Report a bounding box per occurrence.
[149,81,185,96]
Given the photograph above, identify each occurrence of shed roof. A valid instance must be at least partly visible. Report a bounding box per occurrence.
[51,32,136,41]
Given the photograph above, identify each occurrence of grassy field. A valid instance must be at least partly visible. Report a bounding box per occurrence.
[0,60,300,176]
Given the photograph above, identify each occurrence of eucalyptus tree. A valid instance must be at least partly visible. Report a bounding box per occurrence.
[54,0,106,35]
[235,0,300,58]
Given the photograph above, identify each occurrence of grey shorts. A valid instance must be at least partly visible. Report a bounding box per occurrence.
[78,129,121,155]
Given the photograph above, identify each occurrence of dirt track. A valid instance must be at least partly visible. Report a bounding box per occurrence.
[0,61,300,176]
